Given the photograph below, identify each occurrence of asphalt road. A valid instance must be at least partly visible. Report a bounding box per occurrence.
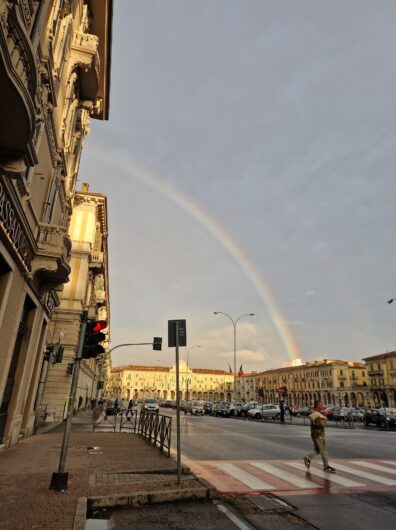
[164,410,396,462]
[163,409,396,530]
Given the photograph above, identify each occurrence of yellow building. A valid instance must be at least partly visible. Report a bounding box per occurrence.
[363,351,396,407]
[108,361,234,402]
[40,184,110,421]
[0,1,112,446]
[247,359,369,408]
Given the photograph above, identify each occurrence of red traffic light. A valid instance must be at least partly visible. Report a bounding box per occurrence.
[92,320,107,333]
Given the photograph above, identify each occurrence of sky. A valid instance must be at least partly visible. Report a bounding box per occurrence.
[79,0,396,372]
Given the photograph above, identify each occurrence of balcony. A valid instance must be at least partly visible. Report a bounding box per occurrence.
[71,31,100,100]
[0,4,39,167]
[368,370,383,376]
[95,289,106,305]
[32,224,72,292]
[89,251,104,269]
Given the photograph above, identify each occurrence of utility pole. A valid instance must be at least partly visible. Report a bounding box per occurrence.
[50,311,88,491]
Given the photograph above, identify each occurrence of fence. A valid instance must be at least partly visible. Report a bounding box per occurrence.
[92,405,138,433]
[137,409,172,456]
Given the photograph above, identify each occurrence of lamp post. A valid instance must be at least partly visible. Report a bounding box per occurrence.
[213,312,255,401]
[186,345,201,401]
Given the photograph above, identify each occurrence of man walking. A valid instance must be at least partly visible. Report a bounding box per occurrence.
[304,400,336,473]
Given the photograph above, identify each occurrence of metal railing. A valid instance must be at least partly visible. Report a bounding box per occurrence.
[137,409,172,456]
[92,405,138,433]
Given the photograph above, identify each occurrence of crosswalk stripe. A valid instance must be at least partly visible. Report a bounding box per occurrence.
[333,463,396,486]
[353,461,396,476]
[381,460,396,466]
[251,462,321,489]
[286,462,364,487]
[216,463,272,490]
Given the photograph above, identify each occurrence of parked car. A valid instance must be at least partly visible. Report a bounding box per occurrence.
[322,406,336,419]
[229,402,244,416]
[248,404,281,420]
[163,400,173,408]
[293,406,312,417]
[203,401,213,415]
[105,399,124,416]
[211,403,230,417]
[240,401,261,417]
[185,400,205,415]
[364,408,396,428]
[143,399,159,412]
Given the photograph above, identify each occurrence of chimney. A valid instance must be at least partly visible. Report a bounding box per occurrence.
[82,182,90,192]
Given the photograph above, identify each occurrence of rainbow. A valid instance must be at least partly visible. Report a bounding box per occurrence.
[92,149,301,361]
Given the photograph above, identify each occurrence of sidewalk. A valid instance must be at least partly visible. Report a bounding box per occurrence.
[0,411,210,530]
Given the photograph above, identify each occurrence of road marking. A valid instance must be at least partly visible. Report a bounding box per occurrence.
[333,463,396,486]
[286,462,364,488]
[381,460,396,466]
[216,463,273,490]
[353,461,396,475]
[216,504,253,530]
[251,462,321,489]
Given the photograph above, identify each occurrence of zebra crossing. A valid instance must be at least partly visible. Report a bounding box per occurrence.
[188,459,396,495]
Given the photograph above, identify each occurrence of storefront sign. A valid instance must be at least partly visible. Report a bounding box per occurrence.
[0,177,34,269]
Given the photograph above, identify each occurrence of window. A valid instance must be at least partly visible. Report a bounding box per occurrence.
[362,371,365,377]
[340,382,344,388]
[43,174,58,223]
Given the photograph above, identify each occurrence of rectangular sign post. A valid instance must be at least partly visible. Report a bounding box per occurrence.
[175,321,181,485]
[168,319,186,485]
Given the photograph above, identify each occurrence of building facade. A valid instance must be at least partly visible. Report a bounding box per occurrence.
[363,351,396,408]
[246,360,369,408]
[108,361,234,402]
[40,185,110,421]
[0,1,112,446]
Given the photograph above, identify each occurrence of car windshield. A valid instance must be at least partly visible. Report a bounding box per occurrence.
[385,408,396,415]
[146,399,157,404]
[192,401,202,406]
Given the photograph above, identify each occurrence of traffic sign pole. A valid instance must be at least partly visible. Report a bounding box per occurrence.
[175,320,181,484]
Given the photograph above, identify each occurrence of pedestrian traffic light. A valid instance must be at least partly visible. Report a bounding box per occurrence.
[153,337,162,351]
[282,386,288,397]
[82,320,107,359]
[66,362,74,375]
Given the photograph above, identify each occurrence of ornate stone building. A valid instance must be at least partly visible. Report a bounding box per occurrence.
[0,1,112,447]
[108,361,234,402]
[40,184,110,421]
[363,351,396,408]
[244,359,369,408]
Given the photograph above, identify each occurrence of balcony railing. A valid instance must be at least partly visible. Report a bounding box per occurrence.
[368,370,383,376]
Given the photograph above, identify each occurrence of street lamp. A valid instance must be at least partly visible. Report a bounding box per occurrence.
[186,345,201,401]
[213,312,255,401]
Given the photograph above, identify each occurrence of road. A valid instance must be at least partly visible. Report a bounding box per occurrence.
[164,409,396,529]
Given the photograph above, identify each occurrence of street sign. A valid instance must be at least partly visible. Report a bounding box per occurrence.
[168,319,187,347]
[278,387,284,394]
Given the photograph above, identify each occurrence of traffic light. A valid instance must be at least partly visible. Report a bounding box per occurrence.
[44,345,54,361]
[82,320,107,359]
[66,362,74,375]
[97,381,104,390]
[153,337,162,351]
[258,387,264,398]
[282,386,288,397]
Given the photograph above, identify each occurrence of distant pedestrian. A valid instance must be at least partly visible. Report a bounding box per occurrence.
[78,396,83,411]
[304,400,336,473]
[347,405,354,427]
[280,400,285,423]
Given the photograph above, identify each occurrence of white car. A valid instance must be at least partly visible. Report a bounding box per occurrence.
[143,399,159,412]
[247,404,281,420]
